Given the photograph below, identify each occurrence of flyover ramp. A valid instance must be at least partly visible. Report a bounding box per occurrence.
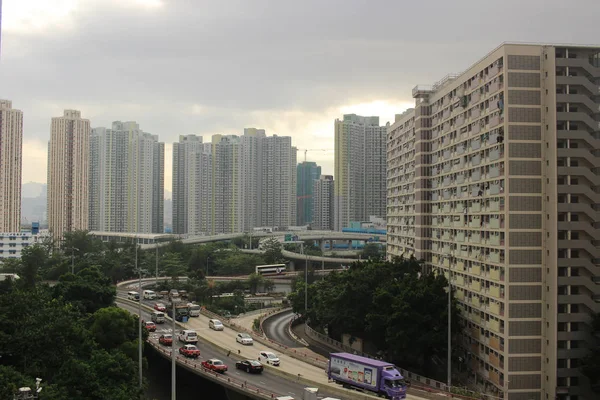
[241,248,361,264]
[140,230,385,250]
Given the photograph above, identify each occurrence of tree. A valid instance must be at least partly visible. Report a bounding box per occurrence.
[247,272,265,293]
[90,307,141,351]
[19,244,49,287]
[581,313,600,394]
[0,366,35,399]
[288,258,458,379]
[54,266,116,314]
[162,252,186,282]
[262,238,284,264]
[361,243,382,260]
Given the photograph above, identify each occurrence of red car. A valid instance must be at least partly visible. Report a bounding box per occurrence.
[201,359,228,373]
[154,303,166,312]
[144,321,157,332]
[159,334,173,346]
[179,344,200,358]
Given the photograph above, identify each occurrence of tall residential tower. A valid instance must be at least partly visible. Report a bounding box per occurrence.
[47,110,90,240]
[89,121,164,234]
[0,100,23,232]
[313,175,334,231]
[387,43,600,400]
[171,130,297,235]
[296,161,321,226]
[334,114,387,230]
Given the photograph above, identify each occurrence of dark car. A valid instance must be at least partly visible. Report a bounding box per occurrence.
[235,360,263,374]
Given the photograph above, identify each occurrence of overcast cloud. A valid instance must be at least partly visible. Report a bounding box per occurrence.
[1,0,599,191]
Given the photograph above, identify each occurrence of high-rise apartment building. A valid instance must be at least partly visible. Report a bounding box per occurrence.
[211,134,242,234]
[313,175,334,231]
[387,43,600,400]
[172,135,210,235]
[172,129,297,235]
[334,114,387,231]
[239,128,265,231]
[261,135,297,228]
[0,100,23,232]
[89,121,164,234]
[48,110,90,240]
[297,161,321,226]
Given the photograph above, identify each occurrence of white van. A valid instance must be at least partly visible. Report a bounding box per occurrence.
[127,291,140,301]
[178,330,198,344]
[187,303,201,317]
[209,319,224,331]
[143,290,157,300]
[151,311,165,324]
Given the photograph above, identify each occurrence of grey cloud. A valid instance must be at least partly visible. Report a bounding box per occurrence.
[1,0,599,144]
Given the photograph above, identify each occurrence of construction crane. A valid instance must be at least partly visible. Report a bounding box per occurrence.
[299,148,333,162]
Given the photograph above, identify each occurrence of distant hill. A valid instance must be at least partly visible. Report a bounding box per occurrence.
[21,182,47,225]
[20,182,173,230]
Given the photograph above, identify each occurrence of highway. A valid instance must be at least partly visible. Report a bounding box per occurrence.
[261,309,301,349]
[117,284,429,400]
[117,300,337,399]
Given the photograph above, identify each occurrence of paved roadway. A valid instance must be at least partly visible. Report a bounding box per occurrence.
[261,309,301,349]
[118,289,428,400]
[117,300,336,399]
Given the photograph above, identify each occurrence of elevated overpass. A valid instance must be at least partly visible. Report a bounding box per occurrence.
[137,230,385,250]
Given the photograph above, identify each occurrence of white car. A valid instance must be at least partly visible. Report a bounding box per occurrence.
[259,351,280,366]
[236,333,254,345]
[209,319,224,331]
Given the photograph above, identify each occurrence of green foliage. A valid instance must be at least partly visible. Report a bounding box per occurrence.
[360,243,383,260]
[54,266,116,314]
[261,237,285,264]
[288,258,460,379]
[581,313,600,393]
[0,274,140,399]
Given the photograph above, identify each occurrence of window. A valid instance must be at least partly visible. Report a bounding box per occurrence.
[571,304,579,313]
[571,232,579,240]
[571,195,579,203]
[571,178,579,185]
[570,159,579,167]
[571,250,580,258]
[571,214,579,221]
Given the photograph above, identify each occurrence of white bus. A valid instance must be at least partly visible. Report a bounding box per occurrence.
[255,264,286,276]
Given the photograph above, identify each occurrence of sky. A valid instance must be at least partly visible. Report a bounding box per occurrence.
[1,0,599,193]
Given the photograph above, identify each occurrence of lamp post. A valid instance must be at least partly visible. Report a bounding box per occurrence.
[155,243,159,281]
[171,300,176,400]
[206,256,210,277]
[136,237,143,393]
[447,267,452,390]
[71,247,79,274]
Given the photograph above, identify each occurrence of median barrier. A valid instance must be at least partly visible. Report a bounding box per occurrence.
[286,314,309,347]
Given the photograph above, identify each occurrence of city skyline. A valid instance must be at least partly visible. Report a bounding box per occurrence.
[3,0,598,189]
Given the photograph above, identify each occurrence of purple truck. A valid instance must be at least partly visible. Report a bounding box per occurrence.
[328,353,407,400]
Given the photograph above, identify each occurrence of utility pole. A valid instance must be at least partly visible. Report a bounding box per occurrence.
[171,300,176,400]
[156,243,159,281]
[447,267,452,390]
[137,237,143,393]
[70,247,79,274]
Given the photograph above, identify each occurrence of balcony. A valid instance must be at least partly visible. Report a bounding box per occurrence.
[471,280,482,292]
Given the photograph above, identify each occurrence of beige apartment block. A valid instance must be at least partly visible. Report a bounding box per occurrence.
[47,110,90,240]
[387,43,600,400]
[0,100,23,232]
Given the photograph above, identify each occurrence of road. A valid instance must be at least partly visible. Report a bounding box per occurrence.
[118,290,429,400]
[261,309,301,349]
[117,300,331,399]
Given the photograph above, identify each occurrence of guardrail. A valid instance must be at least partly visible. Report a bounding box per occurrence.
[116,298,388,400]
[148,341,280,399]
[199,308,329,369]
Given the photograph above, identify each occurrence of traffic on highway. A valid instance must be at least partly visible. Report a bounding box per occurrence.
[117,295,345,399]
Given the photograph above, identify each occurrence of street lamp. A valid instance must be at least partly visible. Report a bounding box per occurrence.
[135,236,143,393]
[447,266,452,390]
[171,301,176,400]
[70,246,80,275]
[206,256,210,277]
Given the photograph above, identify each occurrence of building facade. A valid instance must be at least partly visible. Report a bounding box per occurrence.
[171,129,297,235]
[334,114,387,231]
[89,122,164,234]
[0,230,50,259]
[0,100,23,232]
[387,43,600,400]
[48,110,90,240]
[296,161,321,226]
[313,175,334,231]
